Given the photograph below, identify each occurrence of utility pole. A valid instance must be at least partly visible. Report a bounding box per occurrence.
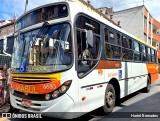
[143,0,144,5]
[24,0,28,13]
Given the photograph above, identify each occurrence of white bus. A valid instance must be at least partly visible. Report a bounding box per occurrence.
[10,0,158,119]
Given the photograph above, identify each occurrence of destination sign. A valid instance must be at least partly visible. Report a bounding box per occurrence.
[15,4,68,32]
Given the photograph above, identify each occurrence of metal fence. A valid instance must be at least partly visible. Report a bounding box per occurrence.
[0,55,11,68]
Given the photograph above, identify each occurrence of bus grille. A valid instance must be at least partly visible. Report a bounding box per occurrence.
[12,77,51,85]
[13,90,46,101]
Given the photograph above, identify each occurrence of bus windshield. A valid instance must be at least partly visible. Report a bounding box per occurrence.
[12,23,72,73]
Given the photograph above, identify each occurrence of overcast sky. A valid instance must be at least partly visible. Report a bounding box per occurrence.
[0,0,159,21]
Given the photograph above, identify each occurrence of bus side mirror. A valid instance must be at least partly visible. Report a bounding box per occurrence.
[86,30,93,48]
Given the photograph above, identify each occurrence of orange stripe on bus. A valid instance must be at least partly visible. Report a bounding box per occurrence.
[96,60,122,69]
[146,63,159,84]
[10,79,60,95]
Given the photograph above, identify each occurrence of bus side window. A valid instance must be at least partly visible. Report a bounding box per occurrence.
[108,32,114,44]
[105,29,113,58]
[77,30,82,58]
[133,41,141,61]
[116,33,121,45]
[106,44,113,58]
[145,46,148,62]
[148,48,151,62]
[154,50,157,63]
[105,29,121,59]
[122,36,133,61]
[151,49,156,63]
[141,44,147,62]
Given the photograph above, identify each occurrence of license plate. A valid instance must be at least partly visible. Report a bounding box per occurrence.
[22,99,31,107]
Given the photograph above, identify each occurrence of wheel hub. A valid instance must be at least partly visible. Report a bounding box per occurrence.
[106,91,114,107]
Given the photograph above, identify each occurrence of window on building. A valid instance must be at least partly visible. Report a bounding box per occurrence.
[144,16,147,27]
[144,34,147,42]
[152,41,156,48]
[148,37,151,45]
[149,22,151,30]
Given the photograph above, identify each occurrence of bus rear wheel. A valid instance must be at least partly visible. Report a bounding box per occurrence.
[103,84,115,114]
[143,76,151,93]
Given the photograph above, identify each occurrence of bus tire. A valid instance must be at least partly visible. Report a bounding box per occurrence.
[143,76,151,93]
[103,84,115,114]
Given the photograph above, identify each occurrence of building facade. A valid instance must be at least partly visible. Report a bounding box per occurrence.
[0,20,15,40]
[98,6,160,50]
[0,19,15,54]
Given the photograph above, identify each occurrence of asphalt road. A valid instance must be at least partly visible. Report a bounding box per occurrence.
[1,79,160,121]
[89,79,160,121]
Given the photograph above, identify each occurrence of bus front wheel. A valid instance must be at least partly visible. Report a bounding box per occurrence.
[103,84,115,114]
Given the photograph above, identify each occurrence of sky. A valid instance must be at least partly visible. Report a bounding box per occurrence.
[0,0,159,21]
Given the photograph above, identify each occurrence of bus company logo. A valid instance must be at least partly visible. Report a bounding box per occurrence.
[14,84,38,94]
[43,84,56,90]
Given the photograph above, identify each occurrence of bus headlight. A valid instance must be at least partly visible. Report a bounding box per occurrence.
[45,80,72,100]
[59,85,67,93]
[45,94,51,100]
[52,90,59,98]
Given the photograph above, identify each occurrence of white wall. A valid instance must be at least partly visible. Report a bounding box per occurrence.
[110,6,144,40]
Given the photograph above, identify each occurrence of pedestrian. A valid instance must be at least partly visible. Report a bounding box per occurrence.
[7,68,19,113]
[5,68,10,103]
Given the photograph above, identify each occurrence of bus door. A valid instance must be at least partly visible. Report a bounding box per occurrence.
[76,30,104,112]
[122,62,133,95]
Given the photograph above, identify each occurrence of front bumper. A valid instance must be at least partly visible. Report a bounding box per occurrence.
[10,93,76,119]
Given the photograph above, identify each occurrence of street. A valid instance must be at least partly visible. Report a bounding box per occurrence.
[90,79,160,121]
[1,79,160,121]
